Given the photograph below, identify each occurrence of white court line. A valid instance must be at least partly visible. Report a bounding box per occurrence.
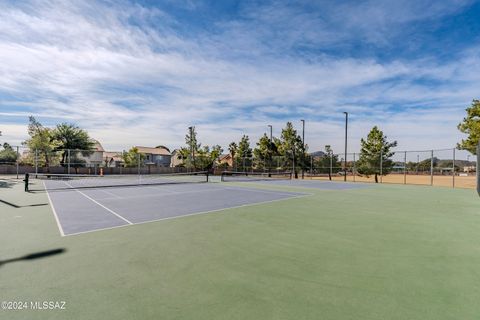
[63,193,312,237]
[43,181,66,237]
[63,181,133,225]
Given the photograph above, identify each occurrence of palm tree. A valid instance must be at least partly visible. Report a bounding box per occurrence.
[52,123,96,166]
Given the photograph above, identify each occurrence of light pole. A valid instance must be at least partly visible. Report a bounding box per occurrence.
[268,125,273,175]
[301,119,305,179]
[343,112,348,182]
[188,126,195,171]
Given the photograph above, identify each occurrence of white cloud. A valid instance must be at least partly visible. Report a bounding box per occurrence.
[0,0,478,155]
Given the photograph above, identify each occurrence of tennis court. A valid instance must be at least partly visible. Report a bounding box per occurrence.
[2,173,480,320]
[29,173,307,236]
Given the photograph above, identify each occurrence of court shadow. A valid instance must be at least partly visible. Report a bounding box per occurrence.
[0,199,48,208]
[0,180,15,188]
[0,248,66,267]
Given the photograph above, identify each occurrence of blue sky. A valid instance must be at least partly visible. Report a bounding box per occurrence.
[0,0,479,154]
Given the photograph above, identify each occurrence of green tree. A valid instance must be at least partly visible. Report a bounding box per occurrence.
[52,123,96,166]
[185,127,201,169]
[23,116,61,169]
[356,126,397,183]
[196,145,223,170]
[235,135,252,171]
[314,145,340,180]
[277,122,304,178]
[228,142,238,169]
[253,134,271,170]
[457,99,480,154]
[253,134,279,172]
[0,143,18,164]
[122,147,145,168]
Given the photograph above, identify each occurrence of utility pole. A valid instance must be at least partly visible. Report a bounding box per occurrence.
[188,126,196,171]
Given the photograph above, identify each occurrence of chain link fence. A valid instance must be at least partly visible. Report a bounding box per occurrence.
[223,147,477,189]
[302,147,476,189]
[0,147,189,178]
[1,146,477,189]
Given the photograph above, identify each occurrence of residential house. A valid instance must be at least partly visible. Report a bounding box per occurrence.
[217,154,233,167]
[170,149,185,167]
[136,146,171,167]
[463,165,476,173]
[78,140,104,167]
[103,151,124,168]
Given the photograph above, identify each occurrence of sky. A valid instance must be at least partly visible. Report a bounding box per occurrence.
[0,0,479,155]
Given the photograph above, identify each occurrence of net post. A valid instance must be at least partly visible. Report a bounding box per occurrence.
[403,151,407,184]
[430,150,434,186]
[16,145,19,179]
[452,148,455,188]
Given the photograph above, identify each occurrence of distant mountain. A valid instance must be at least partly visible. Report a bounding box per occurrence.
[309,151,325,157]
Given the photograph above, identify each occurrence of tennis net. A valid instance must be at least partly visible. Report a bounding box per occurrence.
[26,172,209,191]
[221,171,292,182]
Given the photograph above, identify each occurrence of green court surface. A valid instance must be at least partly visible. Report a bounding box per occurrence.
[1,178,480,319]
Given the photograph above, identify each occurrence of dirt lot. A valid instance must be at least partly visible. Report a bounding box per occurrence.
[310,173,477,189]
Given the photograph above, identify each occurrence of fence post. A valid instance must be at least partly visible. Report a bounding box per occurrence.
[292,150,296,178]
[137,153,141,176]
[67,149,71,174]
[477,142,479,196]
[452,148,455,188]
[35,149,38,175]
[16,146,19,179]
[379,150,383,183]
[404,151,407,184]
[353,152,356,182]
[329,153,333,181]
[430,150,434,186]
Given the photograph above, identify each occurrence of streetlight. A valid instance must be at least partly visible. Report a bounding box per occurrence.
[267,125,273,176]
[301,119,305,179]
[188,126,195,171]
[343,112,348,182]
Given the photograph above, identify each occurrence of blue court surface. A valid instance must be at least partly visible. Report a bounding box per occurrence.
[44,182,307,236]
